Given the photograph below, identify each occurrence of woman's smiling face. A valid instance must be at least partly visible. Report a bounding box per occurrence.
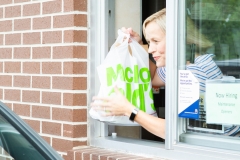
[145,21,166,67]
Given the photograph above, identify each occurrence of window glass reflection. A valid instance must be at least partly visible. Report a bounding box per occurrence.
[184,0,240,136]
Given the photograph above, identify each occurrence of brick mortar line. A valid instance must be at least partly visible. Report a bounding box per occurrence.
[2,99,89,106]
[0,0,54,7]
[57,151,67,156]
[1,101,90,108]
[0,11,88,20]
[3,102,89,110]
[0,27,88,33]
[19,116,88,125]
[38,134,88,141]
[0,43,88,47]
[0,88,88,93]
[0,72,88,75]
[1,59,88,62]
[0,86,89,92]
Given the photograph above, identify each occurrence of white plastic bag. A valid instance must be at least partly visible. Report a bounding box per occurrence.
[89,30,157,125]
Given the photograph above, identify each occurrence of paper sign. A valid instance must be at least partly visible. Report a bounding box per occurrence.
[206,82,240,125]
[178,70,199,119]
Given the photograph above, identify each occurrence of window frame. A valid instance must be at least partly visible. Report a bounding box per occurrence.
[88,0,240,159]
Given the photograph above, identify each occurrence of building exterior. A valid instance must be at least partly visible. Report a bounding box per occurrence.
[0,0,89,159]
[1,0,240,160]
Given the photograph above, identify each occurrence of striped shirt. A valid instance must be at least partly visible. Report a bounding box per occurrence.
[156,54,223,92]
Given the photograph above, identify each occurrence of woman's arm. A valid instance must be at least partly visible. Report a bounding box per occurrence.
[91,86,165,139]
[126,107,165,139]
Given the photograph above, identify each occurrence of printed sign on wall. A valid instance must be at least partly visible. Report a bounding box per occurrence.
[206,81,240,125]
[178,70,199,119]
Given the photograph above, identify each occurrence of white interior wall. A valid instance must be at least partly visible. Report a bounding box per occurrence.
[115,0,142,38]
[114,0,142,139]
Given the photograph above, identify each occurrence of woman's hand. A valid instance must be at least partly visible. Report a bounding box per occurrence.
[91,86,134,117]
[121,27,143,44]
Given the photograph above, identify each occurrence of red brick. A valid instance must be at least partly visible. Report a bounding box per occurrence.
[14,0,30,3]
[0,48,12,59]
[41,136,51,145]
[64,0,87,12]
[42,92,61,105]
[53,14,87,28]
[5,6,21,18]
[42,31,62,44]
[4,103,13,110]
[32,47,51,59]
[63,93,87,106]
[23,3,40,16]
[42,0,62,14]
[5,33,21,45]
[63,124,87,138]
[14,75,31,87]
[0,89,3,100]
[64,30,87,43]
[0,75,12,87]
[64,62,87,74]
[0,34,3,45]
[53,46,87,59]
[32,76,50,89]
[52,77,87,90]
[14,18,31,31]
[0,0,12,5]
[0,62,3,73]
[52,138,86,152]
[52,108,87,122]
[0,20,12,32]
[22,90,40,103]
[14,47,31,59]
[13,103,30,116]
[32,105,50,119]
[4,89,21,101]
[33,17,51,30]
[24,119,40,133]
[4,62,21,73]
[42,122,61,136]
[72,148,113,160]
[23,32,41,44]
[0,8,3,19]
[23,62,40,74]
[42,62,62,74]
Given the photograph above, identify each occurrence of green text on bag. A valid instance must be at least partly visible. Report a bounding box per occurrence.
[106,64,155,112]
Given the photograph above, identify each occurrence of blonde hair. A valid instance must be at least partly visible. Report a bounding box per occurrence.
[142,8,213,53]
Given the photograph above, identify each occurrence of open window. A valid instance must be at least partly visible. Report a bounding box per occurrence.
[89,0,166,143]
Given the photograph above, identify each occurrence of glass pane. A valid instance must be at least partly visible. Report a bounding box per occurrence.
[0,115,45,160]
[179,0,240,148]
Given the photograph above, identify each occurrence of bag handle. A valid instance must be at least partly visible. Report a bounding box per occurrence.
[115,29,130,47]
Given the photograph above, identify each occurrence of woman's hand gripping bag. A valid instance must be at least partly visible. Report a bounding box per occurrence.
[89,30,157,125]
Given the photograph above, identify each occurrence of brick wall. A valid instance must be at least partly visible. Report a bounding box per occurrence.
[0,0,88,158]
[66,146,166,160]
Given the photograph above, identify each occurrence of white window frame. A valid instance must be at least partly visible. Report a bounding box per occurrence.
[88,0,240,159]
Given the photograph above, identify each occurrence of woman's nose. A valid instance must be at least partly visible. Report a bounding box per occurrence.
[148,43,155,54]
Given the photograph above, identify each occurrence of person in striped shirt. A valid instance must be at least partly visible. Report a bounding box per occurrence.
[157,53,223,93]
